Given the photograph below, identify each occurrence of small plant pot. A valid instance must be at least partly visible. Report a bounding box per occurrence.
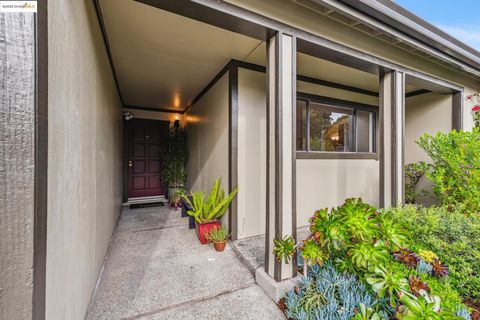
[213,241,227,252]
[195,220,221,244]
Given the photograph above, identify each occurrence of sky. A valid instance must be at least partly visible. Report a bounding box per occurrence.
[395,0,480,51]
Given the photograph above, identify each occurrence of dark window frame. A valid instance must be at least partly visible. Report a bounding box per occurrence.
[296,92,379,160]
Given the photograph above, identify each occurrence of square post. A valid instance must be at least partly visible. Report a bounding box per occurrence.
[265,32,297,282]
[379,71,405,207]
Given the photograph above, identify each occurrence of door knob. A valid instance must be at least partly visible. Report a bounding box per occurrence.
[129,160,132,167]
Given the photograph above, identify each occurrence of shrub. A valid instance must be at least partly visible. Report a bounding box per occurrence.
[417,129,480,213]
[404,162,429,204]
[386,205,480,303]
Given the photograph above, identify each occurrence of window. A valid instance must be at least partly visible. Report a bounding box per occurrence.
[296,95,377,157]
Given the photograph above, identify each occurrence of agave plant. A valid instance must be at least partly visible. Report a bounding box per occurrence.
[348,241,390,271]
[366,265,409,307]
[273,235,296,264]
[300,239,329,266]
[182,179,238,223]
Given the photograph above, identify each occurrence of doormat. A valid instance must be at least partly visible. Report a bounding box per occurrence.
[129,202,165,209]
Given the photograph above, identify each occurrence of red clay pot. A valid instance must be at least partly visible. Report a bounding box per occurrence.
[213,241,227,252]
[195,220,221,244]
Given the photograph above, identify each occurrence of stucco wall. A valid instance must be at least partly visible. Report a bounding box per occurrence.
[235,68,379,236]
[185,73,229,225]
[0,13,36,320]
[405,93,452,164]
[47,1,123,319]
[237,68,267,238]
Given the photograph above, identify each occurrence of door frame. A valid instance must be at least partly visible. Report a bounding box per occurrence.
[123,118,170,202]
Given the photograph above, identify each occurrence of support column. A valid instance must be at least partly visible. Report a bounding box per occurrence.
[265,32,297,282]
[452,91,464,131]
[379,71,405,207]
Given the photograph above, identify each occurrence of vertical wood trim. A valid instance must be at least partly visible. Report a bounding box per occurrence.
[273,32,283,282]
[123,120,129,202]
[452,91,464,131]
[378,73,385,208]
[391,73,398,206]
[33,1,48,318]
[228,63,239,240]
[390,71,405,206]
[291,36,298,277]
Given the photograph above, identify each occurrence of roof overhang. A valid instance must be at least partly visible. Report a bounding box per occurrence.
[296,0,480,80]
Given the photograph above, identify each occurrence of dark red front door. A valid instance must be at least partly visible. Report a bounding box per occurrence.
[128,119,169,198]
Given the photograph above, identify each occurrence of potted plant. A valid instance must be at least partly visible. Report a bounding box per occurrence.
[206,226,229,252]
[182,179,238,244]
[169,188,185,209]
[161,125,187,198]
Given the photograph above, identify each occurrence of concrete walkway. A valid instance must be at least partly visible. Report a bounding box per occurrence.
[85,204,284,320]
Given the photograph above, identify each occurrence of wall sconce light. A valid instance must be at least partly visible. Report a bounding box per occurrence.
[123,111,133,121]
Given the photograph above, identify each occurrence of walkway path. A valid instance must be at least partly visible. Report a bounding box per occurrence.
[85,204,284,319]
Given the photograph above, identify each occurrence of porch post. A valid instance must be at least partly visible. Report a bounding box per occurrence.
[379,71,405,207]
[265,32,297,281]
[452,91,464,131]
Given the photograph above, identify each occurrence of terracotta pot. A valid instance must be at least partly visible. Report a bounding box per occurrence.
[195,220,221,244]
[213,241,227,252]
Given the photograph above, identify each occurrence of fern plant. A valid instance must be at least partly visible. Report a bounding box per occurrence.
[182,179,238,223]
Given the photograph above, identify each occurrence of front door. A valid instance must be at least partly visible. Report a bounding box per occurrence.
[128,119,169,198]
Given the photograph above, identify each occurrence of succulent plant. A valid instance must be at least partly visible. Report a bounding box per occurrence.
[416,259,433,275]
[300,239,329,266]
[309,208,348,251]
[348,241,390,271]
[418,250,439,264]
[392,248,420,268]
[366,265,409,307]
[431,258,448,277]
[273,235,296,264]
[409,275,430,297]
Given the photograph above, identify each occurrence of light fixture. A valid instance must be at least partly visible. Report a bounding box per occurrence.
[123,111,133,121]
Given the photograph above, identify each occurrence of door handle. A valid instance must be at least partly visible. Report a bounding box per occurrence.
[129,160,132,167]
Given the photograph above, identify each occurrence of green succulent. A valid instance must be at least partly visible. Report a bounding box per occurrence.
[376,214,410,250]
[366,264,409,307]
[396,291,460,320]
[352,303,383,320]
[337,198,380,242]
[273,235,296,264]
[310,208,348,251]
[301,239,329,266]
[348,241,390,271]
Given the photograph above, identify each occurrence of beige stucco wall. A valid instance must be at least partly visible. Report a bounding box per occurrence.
[237,69,267,238]
[185,73,229,225]
[47,1,123,319]
[236,68,379,235]
[297,159,379,225]
[405,93,452,164]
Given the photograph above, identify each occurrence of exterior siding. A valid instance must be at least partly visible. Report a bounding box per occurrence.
[46,0,123,319]
[185,73,230,226]
[0,12,36,320]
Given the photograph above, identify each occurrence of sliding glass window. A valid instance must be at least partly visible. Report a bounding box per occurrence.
[296,94,377,158]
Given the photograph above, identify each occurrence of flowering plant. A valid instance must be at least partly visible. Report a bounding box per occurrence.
[467,93,480,128]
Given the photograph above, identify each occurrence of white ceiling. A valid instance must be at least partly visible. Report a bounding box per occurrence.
[99,0,419,111]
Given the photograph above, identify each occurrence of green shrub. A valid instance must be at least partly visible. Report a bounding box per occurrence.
[417,129,480,213]
[404,162,429,204]
[386,205,480,302]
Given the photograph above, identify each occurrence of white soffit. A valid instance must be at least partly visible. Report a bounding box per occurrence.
[99,0,263,111]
